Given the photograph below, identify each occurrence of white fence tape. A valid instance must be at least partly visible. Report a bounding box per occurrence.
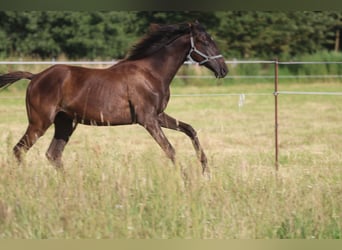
[276,91,342,96]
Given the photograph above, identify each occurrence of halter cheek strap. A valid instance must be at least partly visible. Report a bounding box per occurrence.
[187,34,223,65]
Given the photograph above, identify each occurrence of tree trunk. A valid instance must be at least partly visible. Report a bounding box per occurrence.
[335,29,340,52]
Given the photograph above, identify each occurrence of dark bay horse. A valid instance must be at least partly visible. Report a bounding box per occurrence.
[0,21,227,173]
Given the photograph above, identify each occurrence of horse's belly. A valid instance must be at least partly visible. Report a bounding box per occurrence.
[64,106,134,126]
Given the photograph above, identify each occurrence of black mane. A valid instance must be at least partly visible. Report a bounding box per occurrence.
[126,23,190,60]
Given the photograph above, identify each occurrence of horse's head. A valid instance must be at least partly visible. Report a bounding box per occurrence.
[187,21,228,78]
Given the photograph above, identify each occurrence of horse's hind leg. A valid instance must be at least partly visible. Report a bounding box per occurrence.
[14,121,51,163]
[46,112,76,168]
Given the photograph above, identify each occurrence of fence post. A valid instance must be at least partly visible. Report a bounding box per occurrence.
[274,58,279,171]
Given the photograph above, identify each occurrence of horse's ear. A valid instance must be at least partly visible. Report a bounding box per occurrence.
[189,20,200,32]
[190,20,200,29]
[149,23,160,32]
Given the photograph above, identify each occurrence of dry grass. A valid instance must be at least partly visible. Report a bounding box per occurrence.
[0,81,341,238]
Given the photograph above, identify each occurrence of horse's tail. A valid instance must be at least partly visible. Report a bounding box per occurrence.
[0,71,35,90]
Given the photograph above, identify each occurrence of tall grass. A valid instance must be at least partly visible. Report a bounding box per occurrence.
[0,82,341,238]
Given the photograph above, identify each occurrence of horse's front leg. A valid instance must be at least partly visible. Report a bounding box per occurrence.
[158,112,208,174]
[140,118,176,164]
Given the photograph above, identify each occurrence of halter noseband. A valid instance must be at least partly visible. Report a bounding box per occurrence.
[187,33,223,65]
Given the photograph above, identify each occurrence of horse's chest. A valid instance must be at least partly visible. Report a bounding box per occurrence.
[160,92,170,112]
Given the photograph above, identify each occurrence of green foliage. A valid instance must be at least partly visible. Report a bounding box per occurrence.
[0,11,138,59]
[215,11,342,59]
[0,11,342,60]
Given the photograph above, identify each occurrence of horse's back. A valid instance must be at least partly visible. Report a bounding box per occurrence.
[27,64,112,98]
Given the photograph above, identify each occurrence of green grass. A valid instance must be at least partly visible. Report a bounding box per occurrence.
[0,81,341,238]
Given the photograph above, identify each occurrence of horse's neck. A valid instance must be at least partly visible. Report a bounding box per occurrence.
[147,35,190,85]
[110,34,191,87]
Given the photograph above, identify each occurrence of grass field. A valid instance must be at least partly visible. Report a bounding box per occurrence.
[0,79,341,238]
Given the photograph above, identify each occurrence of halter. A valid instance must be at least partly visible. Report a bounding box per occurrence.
[187,33,223,65]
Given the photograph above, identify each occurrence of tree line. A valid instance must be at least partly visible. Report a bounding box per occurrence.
[0,11,341,60]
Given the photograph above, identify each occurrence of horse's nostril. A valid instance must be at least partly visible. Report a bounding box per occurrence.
[221,67,228,77]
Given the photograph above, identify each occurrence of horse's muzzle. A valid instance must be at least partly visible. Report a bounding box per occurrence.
[216,66,228,78]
